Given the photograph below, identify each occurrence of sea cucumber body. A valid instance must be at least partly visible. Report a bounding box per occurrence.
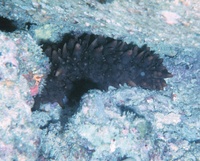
[34,33,172,109]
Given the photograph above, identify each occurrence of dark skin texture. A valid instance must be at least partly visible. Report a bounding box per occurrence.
[32,33,172,112]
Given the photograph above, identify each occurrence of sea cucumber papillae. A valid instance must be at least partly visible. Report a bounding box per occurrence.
[33,33,173,110]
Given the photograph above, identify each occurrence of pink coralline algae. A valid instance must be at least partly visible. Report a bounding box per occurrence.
[161,11,181,25]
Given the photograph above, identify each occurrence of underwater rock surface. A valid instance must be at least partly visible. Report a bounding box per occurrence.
[0,31,49,161]
[0,0,200,160]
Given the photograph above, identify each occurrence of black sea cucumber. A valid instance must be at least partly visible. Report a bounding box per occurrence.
[32,33,172,111]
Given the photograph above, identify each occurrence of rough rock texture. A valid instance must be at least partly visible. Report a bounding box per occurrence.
[0,0,200,160]
[0,31,49,161]
[0,0,200,56]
